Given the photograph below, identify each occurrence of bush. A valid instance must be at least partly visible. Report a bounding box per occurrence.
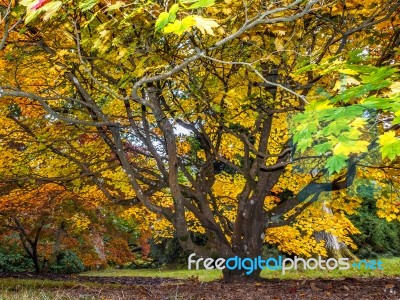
[147,233,208,268]
[0,246,34,272]
[148,237,185,266]
[262,243,286,258]
[351,213,400,258]
[350,184,400,259]
[49,250,85,274]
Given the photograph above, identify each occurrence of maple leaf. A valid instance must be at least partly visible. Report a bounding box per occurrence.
[163,16,196,36]
[326,155,347,174]
[333,139,369,156]
[379,131,400,160]
[193,16,219,36]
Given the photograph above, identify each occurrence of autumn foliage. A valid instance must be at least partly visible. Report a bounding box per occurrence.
[0,0,399,280]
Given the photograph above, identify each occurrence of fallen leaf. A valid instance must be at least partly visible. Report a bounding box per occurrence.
[385,283,395,289]
[310,282,321,292]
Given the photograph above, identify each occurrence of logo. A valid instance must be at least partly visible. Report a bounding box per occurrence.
[188,253,383,275]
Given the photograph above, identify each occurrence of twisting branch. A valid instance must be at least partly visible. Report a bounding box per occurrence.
[130,0,318,105]
[0,88,118,127]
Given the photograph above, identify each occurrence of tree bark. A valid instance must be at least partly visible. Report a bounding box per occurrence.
[314,202,357,260]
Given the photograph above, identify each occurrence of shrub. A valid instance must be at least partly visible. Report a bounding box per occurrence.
[0,246,34,272]
[105,237,135,266]
[49,250,85,274]
[148,236,185,267]
[350,184,400,258]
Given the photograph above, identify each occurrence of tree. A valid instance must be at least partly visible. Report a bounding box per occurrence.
[0,0,399,280]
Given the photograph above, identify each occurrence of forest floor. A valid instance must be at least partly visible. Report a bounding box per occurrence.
[0,273,399,299]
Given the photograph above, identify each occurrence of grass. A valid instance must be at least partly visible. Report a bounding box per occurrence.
[0,280,89,300]
[83,268,222,282]
[81,257,400,282]
[0,278,122,300]
[0,289,96,300]
[260,257,400,280]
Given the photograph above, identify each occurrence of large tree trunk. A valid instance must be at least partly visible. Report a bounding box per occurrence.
[222,267,262,282]
[314,230,357,260]
[314,202,357,260]
[224,196,266,282]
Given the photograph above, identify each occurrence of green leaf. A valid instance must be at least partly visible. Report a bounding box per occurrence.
[212,104,222,112]
[189,0,215,9]
[322,121,350,136]
[362,96,399,111]
[79,0,99,12]
[331,81,390,103]
[392,111,400,125]
[379,131,400,160]
[155,4,179,31]
[292,119,319,144]
[313,142,333,155]
[360,67,396,84]
[315,87,332,99]
[296,138,313,153]
[24,9,41,24]
[169,3,180,16]
[346,65,377,74]
[155,12,171,31]
[326,155,347,175]
[347,49,368,63]
[294,64,316,75]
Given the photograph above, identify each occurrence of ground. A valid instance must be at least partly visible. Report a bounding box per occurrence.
[0,258,399,299]
[0,273,399,299]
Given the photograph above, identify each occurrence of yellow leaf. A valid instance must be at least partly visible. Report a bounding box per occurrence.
[389,81,400,93]
[42,1,62,21]
[346,76,360,86]
[333,140,368,156]
[337,69,358,75]
[193,15,219,36]
[164,16,196,36]
[333,80,341,91]
[349,117,366,129]
[274,37,285,51]
[379,131,397,146]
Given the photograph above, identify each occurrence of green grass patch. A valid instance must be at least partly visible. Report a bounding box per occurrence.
[260,257,400,280]
[82,257,400,282]
[82,268,222,282]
